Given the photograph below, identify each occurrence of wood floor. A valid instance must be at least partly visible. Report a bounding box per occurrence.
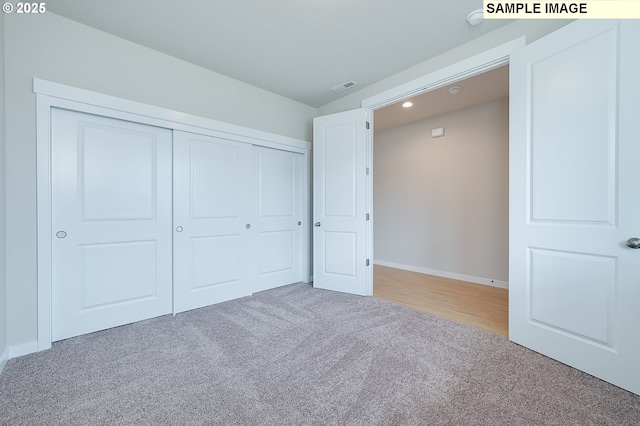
[374,265,509,337]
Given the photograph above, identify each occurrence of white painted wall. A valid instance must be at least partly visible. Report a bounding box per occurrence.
[317,20,571,116]
[0,13,8,368]
[374,99,509,285]
[4,12,317,349]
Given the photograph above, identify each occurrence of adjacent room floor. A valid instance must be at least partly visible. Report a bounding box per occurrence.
[373,264,509,337]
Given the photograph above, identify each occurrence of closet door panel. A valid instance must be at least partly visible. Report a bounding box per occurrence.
[51,108,173,341]
[253,147,303,292]
[173,131,254,313]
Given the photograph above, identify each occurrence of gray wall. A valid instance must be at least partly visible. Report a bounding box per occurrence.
[374,99,509,284]
[0,13,7,363]
[4,12,317,348]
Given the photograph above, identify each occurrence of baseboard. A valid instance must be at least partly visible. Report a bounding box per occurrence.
[373,260,509,289]
[8,340,39,359]
[0,347,8,375]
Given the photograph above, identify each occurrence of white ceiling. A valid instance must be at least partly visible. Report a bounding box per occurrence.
[45,0,513,108]
[374,65,509,131]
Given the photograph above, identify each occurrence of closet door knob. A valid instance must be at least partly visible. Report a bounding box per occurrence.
[627,238,640,249]
[315,222,321,227]
[176,226,183,233]
[246,224,251,229]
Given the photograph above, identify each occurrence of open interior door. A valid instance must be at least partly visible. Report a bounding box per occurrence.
[510,20,640,395]
[313,109,373,296]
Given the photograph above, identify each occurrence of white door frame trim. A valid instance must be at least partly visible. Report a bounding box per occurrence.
[359,38,525,292]
[361,38,525,111]
[35,78,312,351]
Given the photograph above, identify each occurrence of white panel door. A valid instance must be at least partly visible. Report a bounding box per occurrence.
[173,131,254,313]
[253,147,303,292]
[51,108,173,341]
[510,20,640,395]
[313,109,372,296]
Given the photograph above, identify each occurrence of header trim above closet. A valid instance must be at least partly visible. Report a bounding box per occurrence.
[33,79,311,153]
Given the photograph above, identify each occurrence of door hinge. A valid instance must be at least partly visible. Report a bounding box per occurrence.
[366,259,370,266]
[366,121,370,130]
[366,213,370,221]
[366,167,370,175]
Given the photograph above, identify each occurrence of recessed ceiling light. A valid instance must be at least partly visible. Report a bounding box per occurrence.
[448,86,461,95]
[402,101,413,108]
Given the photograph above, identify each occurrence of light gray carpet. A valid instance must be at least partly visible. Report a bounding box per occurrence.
[1,283,639,425]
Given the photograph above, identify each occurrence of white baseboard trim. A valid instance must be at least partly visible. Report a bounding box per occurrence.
[374,260,509,289]
[8,340,39,359]
[0,347,9,375]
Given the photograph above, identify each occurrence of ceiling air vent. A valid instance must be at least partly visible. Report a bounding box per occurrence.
[331,80,358,93]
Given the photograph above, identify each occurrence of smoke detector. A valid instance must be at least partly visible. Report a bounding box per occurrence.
[467,9,484,26]
[331,80,358,93]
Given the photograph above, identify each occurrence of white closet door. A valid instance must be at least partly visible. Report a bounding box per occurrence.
[51,108,173,341]
[173,131,254,313]
[253,147,303,292]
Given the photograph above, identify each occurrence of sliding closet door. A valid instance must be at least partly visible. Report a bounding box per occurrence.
[51,108,173,341]
[173,131,254,313]
[253,147,304,292]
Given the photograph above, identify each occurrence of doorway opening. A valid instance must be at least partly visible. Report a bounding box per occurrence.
[370,65,509,336]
